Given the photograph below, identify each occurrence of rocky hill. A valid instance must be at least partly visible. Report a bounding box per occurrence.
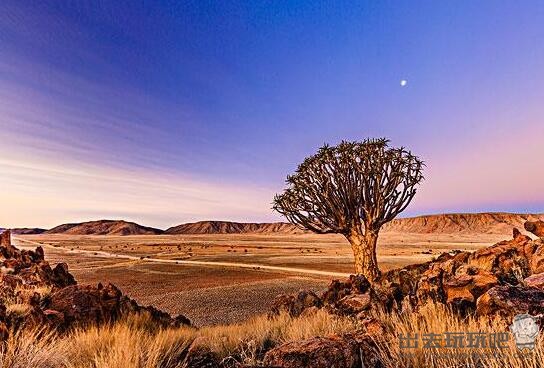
[164,220,305,235]
[12,212,544,236]
[10,228,47,235]
[383,212,544,234]
[45,220,163,236]
[165,213,544,235]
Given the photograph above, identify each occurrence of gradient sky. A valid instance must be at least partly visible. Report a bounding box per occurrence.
[1,1,543,229]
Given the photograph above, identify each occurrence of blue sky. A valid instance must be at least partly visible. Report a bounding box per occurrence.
[0,1,543,228]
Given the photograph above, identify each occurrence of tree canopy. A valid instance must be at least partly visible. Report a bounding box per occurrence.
[273,138,424,236]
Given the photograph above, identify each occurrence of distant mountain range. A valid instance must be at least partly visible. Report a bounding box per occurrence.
[6,212,544,236]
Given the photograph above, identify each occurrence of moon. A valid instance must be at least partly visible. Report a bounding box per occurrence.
[400,79,408,87]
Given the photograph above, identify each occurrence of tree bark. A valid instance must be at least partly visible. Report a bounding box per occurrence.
[346,228,380,281]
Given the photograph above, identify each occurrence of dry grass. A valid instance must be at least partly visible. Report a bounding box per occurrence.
[0,302,542,367]
[371,302,544,368]
[0,309,355,368]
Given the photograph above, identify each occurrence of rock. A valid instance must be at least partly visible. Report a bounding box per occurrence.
[524,273,544,289]
[0,230,11,248]
[527,240,544,274]
[349,332,385,368]
[263,335,360,368]
[443,266,498,312]
[44,283,191,330]
[476,285,544,320]
[525,221,544,238]
[322,280,352,305]
[349,274,371,293]
[44,283,126,329]
[269,290,322,317]
[337,293,372,315]
[467,236,531,283]
[322,275,371,305]
[182,338,219,368]
[359,317,387,336]
[52,263,77,287]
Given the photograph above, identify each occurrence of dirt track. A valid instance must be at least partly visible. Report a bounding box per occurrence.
[14,237,351,278]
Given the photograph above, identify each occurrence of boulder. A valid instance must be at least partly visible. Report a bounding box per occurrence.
[443,266,498,312]
[524,272,544,289]
[476,285,544,320]
[269,290,322,317]
[263,335,360,368]
[181,338,219,368]
[525,221,544,238]
[336,293,372,315]
[0,230,11,248]
[322,275,371,305]
[44,283,190,330]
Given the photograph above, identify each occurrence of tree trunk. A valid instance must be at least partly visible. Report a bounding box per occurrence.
[346,228,380,281]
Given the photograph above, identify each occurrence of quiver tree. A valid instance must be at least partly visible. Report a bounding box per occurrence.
[273,139,423,281]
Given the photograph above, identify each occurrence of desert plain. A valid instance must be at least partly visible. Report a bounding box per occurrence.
[13,230,507,326]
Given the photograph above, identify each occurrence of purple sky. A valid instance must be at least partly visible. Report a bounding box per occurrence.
[0,1,543,229]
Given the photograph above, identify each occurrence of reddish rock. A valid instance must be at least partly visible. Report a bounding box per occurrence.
[0,230,11,248]
[52,263,76,287]
[525,221,544,238]
[0,236,190,338]
[527,240,544,274]
[360,317,387,336]
[322,275,371,305]
[336,293,372,315]
[443,266,498,311]
[476,285,544,320]
[44,283,190,330]
[263,335,360,368]
[269,290,322,317]
[524,273,544,289]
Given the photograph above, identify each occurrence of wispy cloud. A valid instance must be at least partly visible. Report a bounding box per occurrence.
[0,154,279,228]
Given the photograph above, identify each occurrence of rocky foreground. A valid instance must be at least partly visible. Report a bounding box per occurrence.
[265,220,544,367]
[0,230,189,339]
[1,221,544,367]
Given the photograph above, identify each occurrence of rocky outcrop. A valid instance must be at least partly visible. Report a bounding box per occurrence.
[525,220,544,238]
[42,283,189,330]
[0,230,189,338]
[475,285,544,321]
[270,222,544,322]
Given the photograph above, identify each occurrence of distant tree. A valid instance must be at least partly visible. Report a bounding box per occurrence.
[273,139,423,280]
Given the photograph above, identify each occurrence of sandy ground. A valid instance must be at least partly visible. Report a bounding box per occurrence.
[14,232,506,326]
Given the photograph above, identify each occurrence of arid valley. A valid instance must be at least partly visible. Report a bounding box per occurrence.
[12,213,542,326]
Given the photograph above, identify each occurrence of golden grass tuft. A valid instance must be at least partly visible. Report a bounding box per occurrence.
[371,302,544,368]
